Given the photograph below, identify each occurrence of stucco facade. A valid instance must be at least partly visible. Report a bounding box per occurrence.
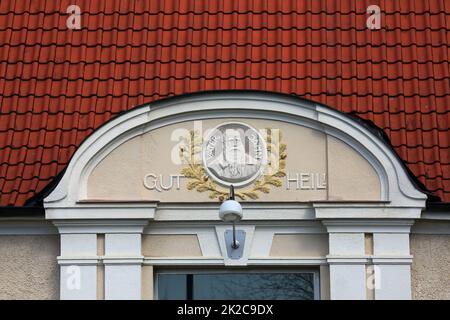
[0,93,447,300]
[0,230,449,300]
[0,235,59,299]
[41,93,429,300]
[411,233,450,300]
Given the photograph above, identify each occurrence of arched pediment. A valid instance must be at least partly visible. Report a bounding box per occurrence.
[45,92,426,211]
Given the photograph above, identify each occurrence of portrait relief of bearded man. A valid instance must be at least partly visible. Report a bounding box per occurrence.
[204,123,266,186]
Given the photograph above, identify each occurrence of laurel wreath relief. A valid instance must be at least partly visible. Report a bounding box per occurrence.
[180,129,287,201]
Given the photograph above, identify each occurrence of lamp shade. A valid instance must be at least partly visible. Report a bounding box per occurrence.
[219,199,243,222]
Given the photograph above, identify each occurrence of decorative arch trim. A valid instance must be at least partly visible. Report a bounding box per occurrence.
[44,91,426,210]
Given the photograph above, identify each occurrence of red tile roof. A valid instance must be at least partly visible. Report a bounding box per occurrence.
[0,0,449,206]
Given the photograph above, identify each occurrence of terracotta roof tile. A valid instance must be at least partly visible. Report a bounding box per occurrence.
[0,0,449,206]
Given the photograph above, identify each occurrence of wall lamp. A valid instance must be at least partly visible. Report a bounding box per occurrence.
[219,185,245,259]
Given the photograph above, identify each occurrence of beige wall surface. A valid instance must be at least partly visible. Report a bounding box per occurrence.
[142,235,202,257]
[142,265,154,300]
[0,235,60,300]
[88,118,381,203]
[411,234,450,300]
[327,136,380,200]
[270,234,329,257]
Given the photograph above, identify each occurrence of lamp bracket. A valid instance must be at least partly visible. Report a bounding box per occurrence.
[224,229,246,259]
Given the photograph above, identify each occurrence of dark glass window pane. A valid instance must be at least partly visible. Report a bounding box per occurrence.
[158,274,187,299]
[193,273,314,300]
[158,273,315,300]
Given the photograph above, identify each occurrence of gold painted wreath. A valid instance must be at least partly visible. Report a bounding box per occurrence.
[179,129,287,201]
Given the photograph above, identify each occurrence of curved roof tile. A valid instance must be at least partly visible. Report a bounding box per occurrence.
[0,0,449,206]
